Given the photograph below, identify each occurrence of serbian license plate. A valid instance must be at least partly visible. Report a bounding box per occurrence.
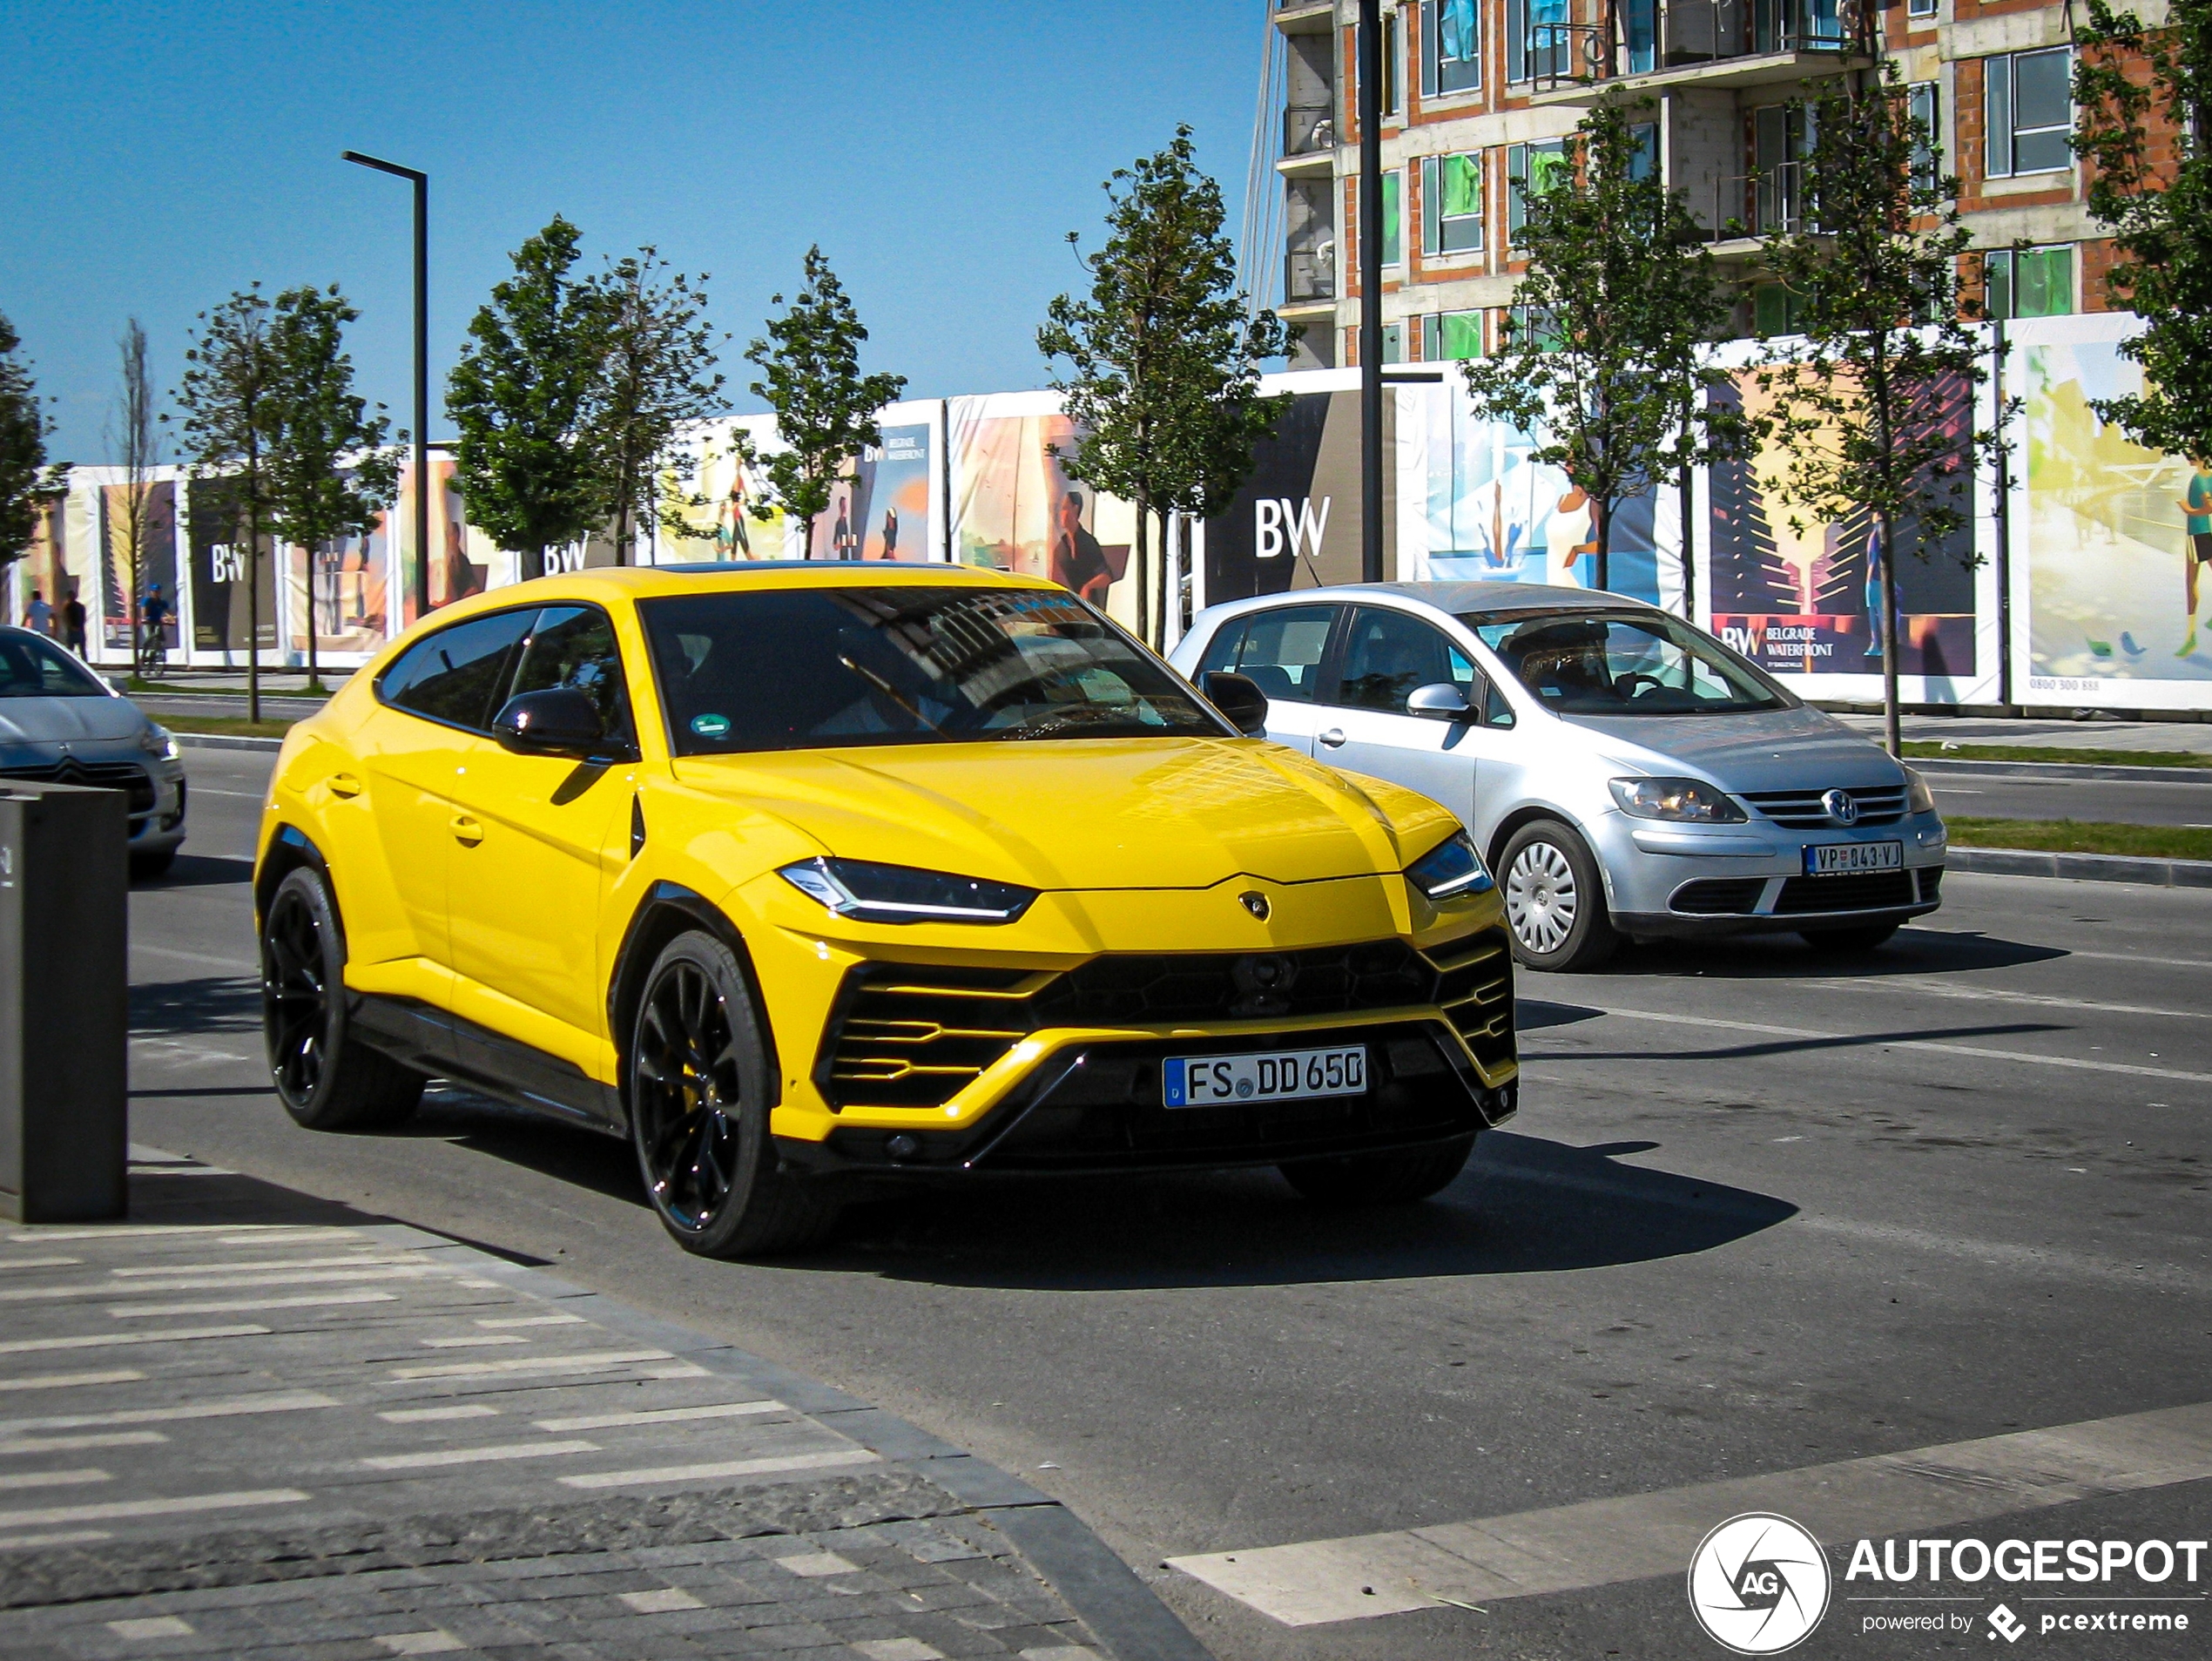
[1163,1045,1367,1109]
[1804,840,1904,875]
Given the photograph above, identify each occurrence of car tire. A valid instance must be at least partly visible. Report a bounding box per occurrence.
[130,847,176,881]
[1799,921,1901,951]
[1500,820,1618,972]
[1279,1134,1478,1206]
[260,865,425,1131]
[627,929,840,1259]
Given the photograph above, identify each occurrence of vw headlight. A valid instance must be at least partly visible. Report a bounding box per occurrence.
[1903,766,1937,814]
[1608,776,1746,823]
[778,857,1036,925]
[1406,829,1494,900]
[139,724,180,762]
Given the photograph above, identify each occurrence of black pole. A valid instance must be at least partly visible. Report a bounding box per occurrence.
[1358,0,1385,584]
[341,151,431,625]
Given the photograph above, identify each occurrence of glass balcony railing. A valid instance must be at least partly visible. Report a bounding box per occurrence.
[1284,104,1338,157]
[1529,0,1862,90]
[1285,248,1337,303]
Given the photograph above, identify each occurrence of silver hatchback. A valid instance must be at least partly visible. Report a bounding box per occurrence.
[1170,582,1945,971]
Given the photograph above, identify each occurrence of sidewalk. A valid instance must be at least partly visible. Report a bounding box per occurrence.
[1830,711,2212,754]
[0,1150,1208,1661]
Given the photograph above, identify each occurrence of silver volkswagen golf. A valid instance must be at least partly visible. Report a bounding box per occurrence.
[1170,582,1945,972]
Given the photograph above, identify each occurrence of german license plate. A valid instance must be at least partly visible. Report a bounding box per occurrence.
[1163,1045,1367,1109]
[1804,841,1903,875]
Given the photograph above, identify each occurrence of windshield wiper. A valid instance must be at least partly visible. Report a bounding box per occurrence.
[838,655,945,735]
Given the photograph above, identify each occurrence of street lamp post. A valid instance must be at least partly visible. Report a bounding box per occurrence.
[340,151,431,624]
[1358,0,1385,584]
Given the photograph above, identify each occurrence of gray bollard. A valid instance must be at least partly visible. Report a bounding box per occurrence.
[0,780,129,1223]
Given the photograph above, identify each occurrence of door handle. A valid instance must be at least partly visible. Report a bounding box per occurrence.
[449,814,484,847]
[327,773,363,800]
[1318,728,1346,748]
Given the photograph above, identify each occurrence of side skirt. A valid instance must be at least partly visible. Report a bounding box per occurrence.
[347,992,627,1137]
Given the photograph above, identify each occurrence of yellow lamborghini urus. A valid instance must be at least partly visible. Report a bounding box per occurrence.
[254,564,1518,1256]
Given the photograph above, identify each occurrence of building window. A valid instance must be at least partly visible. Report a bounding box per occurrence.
[1422,310,1486,359]
[1907,0,1937,18]
[1907,82,1941,191]
[1753,282,1804,335]
[1383,168,1403,266]
[1507,139,1568,244]
[1383,8,1402,117]
[1629,121,1659,181]
[1423,0,1480,97]
[1986,246,2074,317]
[1986,48,2073,177]
[1421,152,1486,255]
[1506,304,1563,350]
[1382,322,1405,363]
[1753,103,1811,233]
[1508,0,1567,82]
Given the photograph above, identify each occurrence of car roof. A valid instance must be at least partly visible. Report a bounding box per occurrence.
[1209,580,1662,621]
[533,560,1054,594]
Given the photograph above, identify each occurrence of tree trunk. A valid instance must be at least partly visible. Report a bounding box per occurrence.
[1878,509,1901,758]
[246,498,260,727]
[1593,496,1612,594]
[306,541,321,694]
[801,515,817,561]
[522,546,544,583]
[1134,492,1151,648]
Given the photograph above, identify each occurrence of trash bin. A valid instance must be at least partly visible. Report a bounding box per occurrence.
[0,780,128,1223]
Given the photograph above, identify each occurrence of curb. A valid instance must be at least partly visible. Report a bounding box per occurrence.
[351,1221,1214,1661]
[1947,845,2212,888]
[174,732,284,753]
[1912,756,2212,784]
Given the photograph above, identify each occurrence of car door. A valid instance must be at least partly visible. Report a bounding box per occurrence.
[1315,605,1492,820]
[442,603,636,1084]
[1190,603,1342,756]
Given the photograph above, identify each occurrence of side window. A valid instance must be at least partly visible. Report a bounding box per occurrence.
[1335,608,1477,712]
[505,604,632,741]
[1195,619,1248,680]
[1224,604,1336,705]
[379,609,536,733]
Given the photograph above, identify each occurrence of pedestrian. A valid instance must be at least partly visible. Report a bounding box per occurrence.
[881,506,899,561]
[2177,453,2212,659]
[24,587,51,638]
[1864,518,1885,661]
[138,582,170,675]
[60,588,87,658]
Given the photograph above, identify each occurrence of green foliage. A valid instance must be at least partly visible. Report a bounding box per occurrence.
[0,312,69,568]
[1039,125,1294,645]
[1463,99,1744,592]
[1755,64,1998,754]
[745,246,907,555]
[588,248,725,562]
[2073,0,2212,462]
[447,217,608,577]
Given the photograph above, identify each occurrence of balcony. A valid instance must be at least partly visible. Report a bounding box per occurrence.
[1527,0,1871,103]
[1283,103,1338,159]
[1273,0,1336,34]
[1698,161,1805,247]
[1284,247,1338,307]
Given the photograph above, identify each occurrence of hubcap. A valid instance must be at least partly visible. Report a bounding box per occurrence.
[261,888,331,1105]
[634,962,741,1232]
[1506,840,1580,955]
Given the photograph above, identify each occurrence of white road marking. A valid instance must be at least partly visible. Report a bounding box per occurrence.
[558,1448,880,1489]
[361,1439,599,1470]
[418,1334,528,1348]
[127,1037,251,1066]
[374,1633,465,1656]
[1803,976,2211,1023]
[105,1291,398,1318]
[0,1259,81,1272]
[0,1371,142,1394]
[0,1489,309,1529]
[0,1325,266,1355]
[475,1314,585,1328]
[0,1529,110,1549]
[534,1401,786,1432]
[772,1550,859,1577]
[0,1432,165,1455]
[390,1349,673,1381]
[1169,1399,2212,1627]
[619,1589,705,1612]
[110,1253,415,1276]
[0,1389,339,1436]
[0,1469,108,1492]
[0,1268,442,1303]
[1908,928,2212,971]
[110,1617,194,1639]
[8,1225,265,1241]
[855,1644,949,1661]
[378,1406,498,1424]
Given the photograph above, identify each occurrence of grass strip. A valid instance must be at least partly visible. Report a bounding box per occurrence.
[156,713,296,740]
[1903,740,2212,769]
[1945,816,2212,861]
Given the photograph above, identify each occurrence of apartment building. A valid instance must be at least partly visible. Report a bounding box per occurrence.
[1266,0,2104,367]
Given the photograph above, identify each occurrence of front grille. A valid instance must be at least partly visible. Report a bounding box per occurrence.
[0,759,155,817]
[1741,785,1908,828]
[1773,870,1917,914]
[817,928,1514,1111]
[1670,877,1768,915]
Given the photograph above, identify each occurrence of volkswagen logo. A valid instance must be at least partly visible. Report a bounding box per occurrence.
[1238,890,1271,921]
[1687,1513,1831,1654]
[1820,788,1859,827]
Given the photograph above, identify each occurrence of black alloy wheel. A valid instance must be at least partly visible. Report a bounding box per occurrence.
[260,865,423,1130]
[628,930,839,1257]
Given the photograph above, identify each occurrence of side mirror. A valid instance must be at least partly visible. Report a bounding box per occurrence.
[1200,671,1270,738]
[1406,682,1473,721]
[493,688,606,758]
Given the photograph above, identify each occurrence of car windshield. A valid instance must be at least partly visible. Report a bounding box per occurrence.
[641,585,1227,755]
[1464,609,1792,715]
[0,632,110,698]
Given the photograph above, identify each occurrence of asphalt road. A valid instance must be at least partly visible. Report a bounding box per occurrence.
[1925,766,2212,827]
[128,746,2212,1660]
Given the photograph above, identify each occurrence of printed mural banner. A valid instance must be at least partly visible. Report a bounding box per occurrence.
[285,477,393,665]
[2011,312,2212,711]
[396,454,496,627]
[1203,371,1369,606]
[654,415,797,563]
[186,477,278,656]
[12,494,71,635]
[799,401,943,562]
[97,476,180,657]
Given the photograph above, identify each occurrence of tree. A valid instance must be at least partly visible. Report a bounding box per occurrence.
[266,284,401,694]
[447,217,608,582]
[1039,125,1294,647]
[745,246,906,559]
[0,311,69,578]
[586,247,725,565]
[174,287,282,723]
[1462,99,1745,596]
[2073,0,2212,463]
[1755,65,1999,757]
[108,320,164,679]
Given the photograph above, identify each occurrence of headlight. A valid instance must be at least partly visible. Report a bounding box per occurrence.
[778,857,1036,925]
[1608,776,1746,823]
[1406,829,1494,900]
[139,725,180,762]
[1904,766,1936,814]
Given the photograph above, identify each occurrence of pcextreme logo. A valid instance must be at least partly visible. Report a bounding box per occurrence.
[1688,1513,1834,1654]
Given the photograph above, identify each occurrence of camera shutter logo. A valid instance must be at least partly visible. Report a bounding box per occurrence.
[1687,1513,1831,1654]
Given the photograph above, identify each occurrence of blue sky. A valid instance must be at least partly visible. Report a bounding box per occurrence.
[1,1,1268,463]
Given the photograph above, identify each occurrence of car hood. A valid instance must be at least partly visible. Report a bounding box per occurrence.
[0,697,147,750]
[672,738,1447,890]
[1563,704,1905,791]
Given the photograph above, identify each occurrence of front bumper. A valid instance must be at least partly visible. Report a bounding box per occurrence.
[0,751,186,851]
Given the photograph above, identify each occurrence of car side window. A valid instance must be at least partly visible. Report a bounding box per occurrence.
[505,604,633,743]
[379,608,537,733]
[1202,604,1336,706]
[1334,607,1479,713]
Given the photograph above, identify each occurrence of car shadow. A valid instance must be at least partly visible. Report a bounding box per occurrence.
[1583,923,2067,982]
[130,974,260,1040]
[136,854,253,889]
